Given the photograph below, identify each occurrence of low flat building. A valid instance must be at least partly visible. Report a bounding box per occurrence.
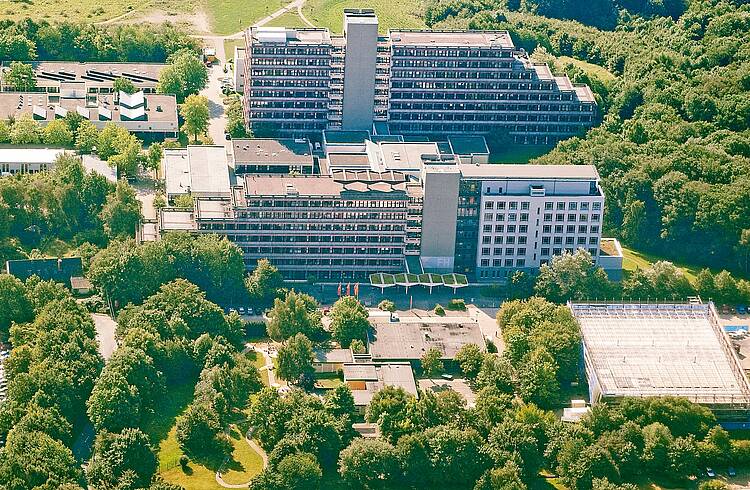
[5,257,83,285]
[0,91,178,139]
[571,302,750,420]
[0,148,67,175]
[343,362,418,409]
[164,146,231,200]
[232,138,314,174]
[447,135,490,164]
[313,348,353,373]
[1,61,166,94]
[367,318,485,362]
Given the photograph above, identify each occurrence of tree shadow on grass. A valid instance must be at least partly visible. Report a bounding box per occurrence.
[143,380,198,445]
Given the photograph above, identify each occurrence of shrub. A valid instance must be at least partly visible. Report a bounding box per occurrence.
[378,299,396,312]
[434,304,445,316]
[179,455,189,468]
[447,299,467,311]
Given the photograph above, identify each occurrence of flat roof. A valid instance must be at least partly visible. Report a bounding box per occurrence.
[243,174,408,197]
[458,164,600,180]
[572,303,750,406]
[24,61,165,87]
[314,348,354,364]
[251,27,332,45]
[368,319,485,361]
[0,147,67,164]
[196,199,235,220]
[164,146,230,197]
[344,362,418,406]
[159,209,196,230]
[389,30,514,49]
[328,153,372,169]
[376,142,441,171]
[447,135,489,156]
[232,138,313,165]
[0,92,177,126]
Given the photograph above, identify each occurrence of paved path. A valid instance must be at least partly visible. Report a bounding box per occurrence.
[91,313,117,361]
[214,430,269,488]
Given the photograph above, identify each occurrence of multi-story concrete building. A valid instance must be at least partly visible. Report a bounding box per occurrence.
[243,9,596,143]
[161,170,413,281]
[420,164,604,280]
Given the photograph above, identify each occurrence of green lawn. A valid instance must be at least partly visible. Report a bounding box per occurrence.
[144,381,196,447]
[223,39,245,63]
[219,427,264,485]
[0,0,138,22]
[302,0,426,33]
[206,0,287,35]
[247,350,270,387]
[621,245,703,283]
[557,56,616,82]
[265,9,311,28]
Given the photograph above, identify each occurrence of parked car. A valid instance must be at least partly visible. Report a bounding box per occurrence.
[728,467,737,477]
[738,305,748,314]
[706,468,716,478]
[238,307,246,315]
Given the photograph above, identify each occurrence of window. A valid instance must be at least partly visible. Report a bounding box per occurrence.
[520,213,529,222]
[495,225,504,232]
[581,202,589,210]
[516,259,526,267]
[508,213,517,222]
[544,202,553,210]
[579,214,588,222]
[544,213,553,222]
[494,236,504,244]
[542,236,551,244]
[543,225,552,233]
[481,247,490,256]
[578,225,587,233]
[481,259,490,267]
[569,202,577,210]
[484,213,493,221]
[517,248,526,256]
[555,213,564,222]
[567,225,575,233]
[589,236,598,244]
[568,214,577,221]
[592,214,600,222]
[554,237,563,244]
[555,225,563,233]
[521,202,530,210]
[577,237,587,245]
[497,202,506,210]
[557,202,565,210]
[566,237,575,245]
[507,225,516,233]
[519,236,527,244]
[496,213,505,221]
[519,225,528,233]
[485,201,494,209]
[553,247,562,255]
[541,247,550,256]
[509,202,518,210]
[505,248,514,255]
[482,236,491,244]
[590,225,600,233]
[593,202,601,211]
[506,236,516,244]
[505,259,514,267]
[493,259,502,266]
[483,225,492,232]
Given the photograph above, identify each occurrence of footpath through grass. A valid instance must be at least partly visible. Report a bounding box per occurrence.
[206,0,287,35]
[302,0,426,33]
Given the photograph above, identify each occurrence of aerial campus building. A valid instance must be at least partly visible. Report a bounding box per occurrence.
[571,302,750,420]
[242,9,596,143]
[159,135,616,282]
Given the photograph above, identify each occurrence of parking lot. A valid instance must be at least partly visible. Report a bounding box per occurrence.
[717,310,750,370]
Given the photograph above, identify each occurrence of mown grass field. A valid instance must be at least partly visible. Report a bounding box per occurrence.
[206,0,287,35]
[621,245,704,282]
[302,0,426,33]
[556,55,616,82]
[265,9,311,28]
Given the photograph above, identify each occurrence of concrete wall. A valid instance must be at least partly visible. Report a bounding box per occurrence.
[342,12,378,131]
[420,166,460,272]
